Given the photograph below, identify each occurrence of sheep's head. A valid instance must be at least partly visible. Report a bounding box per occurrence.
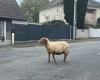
[39,37,49,45]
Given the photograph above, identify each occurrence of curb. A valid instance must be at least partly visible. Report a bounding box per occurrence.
[0,38,100,48]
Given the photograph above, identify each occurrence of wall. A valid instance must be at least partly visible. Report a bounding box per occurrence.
[96,8,100,20]
[89,28,100,37]
[85,8,96,25]
[76,29,89,38]
[39,5,66,23]
[77,28,100,38]
[6,20,12,40]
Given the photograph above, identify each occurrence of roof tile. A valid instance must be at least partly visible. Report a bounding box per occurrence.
[0,0,26,20]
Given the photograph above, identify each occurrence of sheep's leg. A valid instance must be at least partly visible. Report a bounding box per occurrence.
[63,52,67,62]
[48,53,51,63]
[64,51,69,62]
[67,51,69,56]
[64,54,66,62]
[52,53,56,63]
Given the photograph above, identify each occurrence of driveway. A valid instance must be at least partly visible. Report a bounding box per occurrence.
[0,41,100,80]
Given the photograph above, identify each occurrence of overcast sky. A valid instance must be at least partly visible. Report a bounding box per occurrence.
[16,0,100,5]
[16,0,23,5]
[95,0,100,2]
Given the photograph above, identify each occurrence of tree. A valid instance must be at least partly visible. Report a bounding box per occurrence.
[43,20,66,26]
[77,0,88,29]
[20,0,49,22]
[63,0,74,25]
[96,17,100,28]
[63,0,88,29]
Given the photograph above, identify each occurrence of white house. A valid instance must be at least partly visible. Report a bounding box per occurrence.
[39,0,100,25]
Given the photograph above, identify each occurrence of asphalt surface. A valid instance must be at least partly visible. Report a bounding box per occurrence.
[0,41,100,80]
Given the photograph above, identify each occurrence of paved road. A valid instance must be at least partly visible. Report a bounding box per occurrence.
[0,41,100,80]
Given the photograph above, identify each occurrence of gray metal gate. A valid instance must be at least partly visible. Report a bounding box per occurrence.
[12,23,73,41]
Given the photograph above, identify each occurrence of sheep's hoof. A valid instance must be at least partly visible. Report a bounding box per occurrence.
[54,61,57,63]
[64,60,69,64]
[63,60,67,63]
[55,62,57,64]
[48,61,51,63]
[64,61,66,63]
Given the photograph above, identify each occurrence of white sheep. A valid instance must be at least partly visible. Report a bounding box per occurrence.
[39,37,70,63]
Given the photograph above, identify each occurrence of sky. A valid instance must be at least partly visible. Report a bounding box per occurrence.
[16,0,23,5]
[95,0,100,2]
[16,0,100,5]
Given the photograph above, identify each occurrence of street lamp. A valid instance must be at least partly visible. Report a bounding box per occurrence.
[73,0,77,39]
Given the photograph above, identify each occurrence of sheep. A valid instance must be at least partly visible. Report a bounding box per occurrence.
[39,37,70,63]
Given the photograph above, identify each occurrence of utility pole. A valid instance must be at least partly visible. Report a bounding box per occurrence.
[73,0,77,39]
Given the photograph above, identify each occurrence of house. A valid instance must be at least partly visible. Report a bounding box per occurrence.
[0,0,26,44]
[86,0,100,25]
[39,0,100,25]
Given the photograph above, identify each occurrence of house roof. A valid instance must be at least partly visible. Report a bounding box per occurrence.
[41,0,100,10]
[0,0,26,20]
[88,0,100,8]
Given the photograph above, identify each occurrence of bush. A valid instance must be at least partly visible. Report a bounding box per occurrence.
[96,24,100,28]
[43,20,66,26]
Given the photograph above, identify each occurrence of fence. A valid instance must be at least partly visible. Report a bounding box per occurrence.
[12,23,73,41]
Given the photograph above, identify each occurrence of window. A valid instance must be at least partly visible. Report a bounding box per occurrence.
[87,9,95,13]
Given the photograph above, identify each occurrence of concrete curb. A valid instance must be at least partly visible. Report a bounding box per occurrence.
[0,38,100,48]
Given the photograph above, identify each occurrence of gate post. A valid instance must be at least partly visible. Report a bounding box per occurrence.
[70,25,72,40]
[11,26,15,44]
[11,33,15,44]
